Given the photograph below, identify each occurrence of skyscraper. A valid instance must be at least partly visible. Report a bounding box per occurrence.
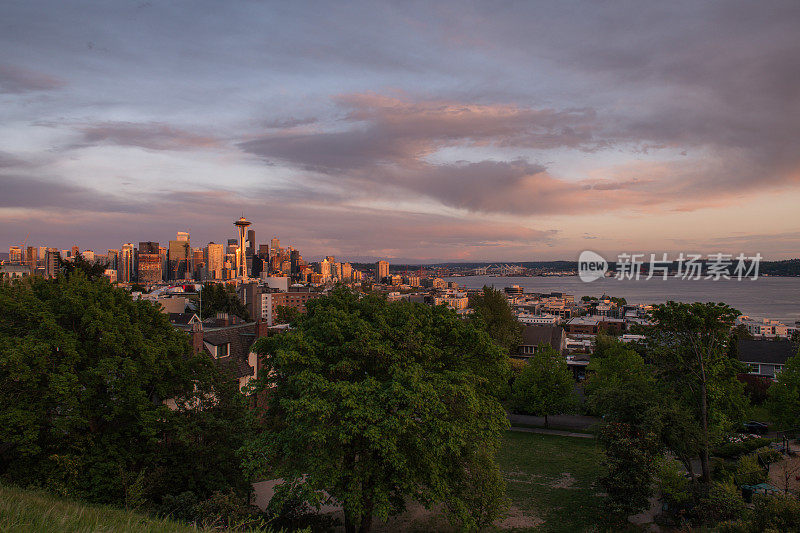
[9,246,21,263]
[169,232,191,280]
[25,246,38,268]
[120,243,134,283]
[107,249,118,270]
[137,241,162,285]
[206,242,224,280]
[45,248,60,278]
[247,229,255,254]
[376,260,389,280]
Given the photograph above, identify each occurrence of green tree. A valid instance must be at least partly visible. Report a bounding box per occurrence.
[469,286,523,354]
[511,345,576,427]
[585,341,658,427]
[243,288,510,532]
[274,304,300,325]
[59,252,108,280]
[766,347,800,429]
[0,273,251,509]
[598,422,659,525]
[199,282,250,321]
[643,302,747,483]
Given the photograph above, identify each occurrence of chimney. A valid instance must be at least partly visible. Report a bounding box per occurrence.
[256,317,269,339]
[191,321,204,354]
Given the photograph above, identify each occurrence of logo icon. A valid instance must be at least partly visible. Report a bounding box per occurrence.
[578,251,608,282]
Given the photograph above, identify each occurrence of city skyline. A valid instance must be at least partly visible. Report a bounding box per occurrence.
[2,2,800,262]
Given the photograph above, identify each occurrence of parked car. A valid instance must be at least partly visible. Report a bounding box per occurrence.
[742,421,768,434]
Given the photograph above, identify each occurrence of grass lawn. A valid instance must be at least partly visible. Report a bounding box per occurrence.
[497,431,604,532]
[0,483,206,533]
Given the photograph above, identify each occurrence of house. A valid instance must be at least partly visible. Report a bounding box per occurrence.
[187,319,272,391]
[737,339,796,379]
[168,312,201,330]
[565,316,626,336]
[516,325,567,357]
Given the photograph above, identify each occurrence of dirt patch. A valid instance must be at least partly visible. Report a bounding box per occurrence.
[497,506,544,529]
[550,472,576,489]
[769,455,800,493]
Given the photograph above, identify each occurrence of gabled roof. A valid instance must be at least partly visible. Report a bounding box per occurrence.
[168,312,199,326]
[201,322,260,379]
[737,339,796,365]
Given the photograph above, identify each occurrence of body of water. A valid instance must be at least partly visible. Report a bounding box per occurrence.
[444,275,800,325]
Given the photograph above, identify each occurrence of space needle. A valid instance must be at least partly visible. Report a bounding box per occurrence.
[234,216,251,279]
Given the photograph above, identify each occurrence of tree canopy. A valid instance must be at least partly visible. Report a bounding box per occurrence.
[243,288,510,532]
[511,345,576,427]
[199,282,250,321]
[641,301,747,482]
[767,346,800,429]
[0,273,251,510]
[468,286,522,354]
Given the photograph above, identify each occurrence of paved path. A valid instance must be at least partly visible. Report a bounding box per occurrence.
[508,426,595,439]
[509,413,600,430]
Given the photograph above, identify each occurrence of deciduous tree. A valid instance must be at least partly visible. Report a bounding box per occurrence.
[469,286,522,355]
[511,345,576,428]
[243,288,510,532]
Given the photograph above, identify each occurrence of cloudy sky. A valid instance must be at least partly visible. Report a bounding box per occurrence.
[2,1,799,262]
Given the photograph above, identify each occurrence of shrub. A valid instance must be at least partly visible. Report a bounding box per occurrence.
[691,481,746,525]
[711,436,772,459]
[750,494,800,532]
[655,457,691,507]
[734,454,767,486]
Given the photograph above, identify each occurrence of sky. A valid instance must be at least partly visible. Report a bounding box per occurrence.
[1,1,799,262]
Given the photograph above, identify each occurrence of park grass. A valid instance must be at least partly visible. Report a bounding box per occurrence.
[497,431,604,532]
[0,483,205,533]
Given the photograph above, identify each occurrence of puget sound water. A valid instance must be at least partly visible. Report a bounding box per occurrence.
[443,275,800,325]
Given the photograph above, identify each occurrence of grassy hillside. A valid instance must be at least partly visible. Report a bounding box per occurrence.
[0,483,204,533]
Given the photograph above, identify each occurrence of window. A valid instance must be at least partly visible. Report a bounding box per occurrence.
[746,363,759,374]
[217,343,229,358]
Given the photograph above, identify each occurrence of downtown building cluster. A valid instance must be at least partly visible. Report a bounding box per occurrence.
[2,217,368,287]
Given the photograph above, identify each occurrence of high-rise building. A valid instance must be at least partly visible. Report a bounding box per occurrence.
[38,246,47,261]
[270,236,280,254]
[192,248,204,280]
[169,233,191,280]
[137,242,162,285]
[120,243,134,283]
[318,258,331,278]
[82,250,95,262]
[45,248,60,278]
[206,243,224,280]
[376,260,389,280]
[107,249,119,270]
[247,229,255,255]
[290,249,301,275]
[70,245,80,258]
[9,246,22,263]
[159,246,167,281]
[234,217,251,278]
[25,246,38,268]
[341,262,352,281]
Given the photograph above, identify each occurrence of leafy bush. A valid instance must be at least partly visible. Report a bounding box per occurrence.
[711,436,772,459]
[734,454,767,486]
[750,494,800,532]
[691,481,746,525]
[655,457,690,507]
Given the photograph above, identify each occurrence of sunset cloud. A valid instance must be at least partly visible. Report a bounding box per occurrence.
[1,1,799,259]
